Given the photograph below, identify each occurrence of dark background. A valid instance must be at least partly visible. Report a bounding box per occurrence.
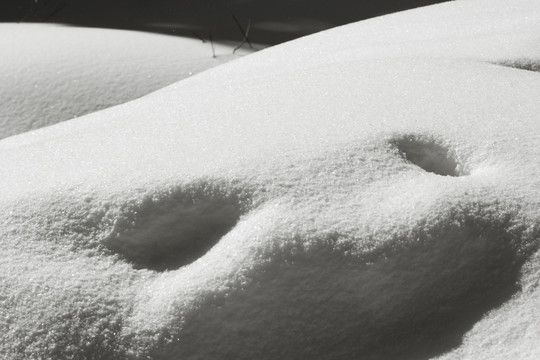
[1,0,451,45]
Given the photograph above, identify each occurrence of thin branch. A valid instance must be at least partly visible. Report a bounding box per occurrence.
[244,19,252,48]
[232,15,253,54]
[42,0,70,22]
[232,14,244,36]
[208,31,216,58]
[192,32,207,43]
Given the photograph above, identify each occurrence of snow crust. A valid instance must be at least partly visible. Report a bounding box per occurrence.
[1,0,540,359]
[0,24,247,140]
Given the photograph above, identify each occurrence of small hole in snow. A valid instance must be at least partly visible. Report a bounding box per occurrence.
[493,59,540,72]
[391,134,464,177]
[104,182,248,272]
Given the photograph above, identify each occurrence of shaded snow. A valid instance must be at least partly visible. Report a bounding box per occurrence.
[0,24,249,140]
[1,0,540,359]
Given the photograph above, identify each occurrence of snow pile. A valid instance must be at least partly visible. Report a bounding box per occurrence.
[0,24,248,140]
[1,0,540,359]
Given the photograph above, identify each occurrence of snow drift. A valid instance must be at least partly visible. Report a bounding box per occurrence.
[1,0,540,359]
[0,24,247,140]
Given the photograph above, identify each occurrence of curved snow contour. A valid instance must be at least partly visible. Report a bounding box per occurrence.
[0,24,249,140]
[104,180,253,271]
[1,0,540,360]
[124,195,538,360]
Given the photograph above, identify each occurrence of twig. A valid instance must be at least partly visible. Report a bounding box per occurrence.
[208,31,216,58]
[192,32,207,43]
[42,0,70,22]
[232,14,253,53]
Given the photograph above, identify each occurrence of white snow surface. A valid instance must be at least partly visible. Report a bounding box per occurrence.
[0,24,247,140]
[2,0,540,359]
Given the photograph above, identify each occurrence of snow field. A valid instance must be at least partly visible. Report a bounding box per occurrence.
[0,24,249,140]
[1,0,540,359]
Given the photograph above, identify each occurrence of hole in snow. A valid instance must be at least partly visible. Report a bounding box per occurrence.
[493,59,540,72]
[391,134,464,177]
[146,204,536,360]
[104,181,249,272]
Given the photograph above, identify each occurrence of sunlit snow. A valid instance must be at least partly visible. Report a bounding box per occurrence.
[1,0,540,359]
[0,24,249,140]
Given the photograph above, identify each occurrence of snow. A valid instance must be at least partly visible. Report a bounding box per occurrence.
[1,0,540,359]
[0,24,249,140]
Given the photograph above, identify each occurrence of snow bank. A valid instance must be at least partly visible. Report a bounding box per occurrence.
[0,24,248,140]
[1,0,540,359]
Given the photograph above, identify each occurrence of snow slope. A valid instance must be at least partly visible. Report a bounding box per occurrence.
[1,0,540,359]
[0,24,248,140]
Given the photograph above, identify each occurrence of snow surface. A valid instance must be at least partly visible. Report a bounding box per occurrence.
[1,0,540,359]
[0,24,249,140]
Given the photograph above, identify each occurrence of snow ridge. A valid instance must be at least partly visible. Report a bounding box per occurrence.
[2,0,540,359]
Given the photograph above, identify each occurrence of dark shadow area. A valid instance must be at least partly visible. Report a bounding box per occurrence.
[147,205,534,359]
[1,0,452,45]
[104,182,248,271]
[493,59,540,73]
[357,216,525,360]
[391,134,464,177]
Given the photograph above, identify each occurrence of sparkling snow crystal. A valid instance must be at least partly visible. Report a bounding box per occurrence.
[1,0,540,359]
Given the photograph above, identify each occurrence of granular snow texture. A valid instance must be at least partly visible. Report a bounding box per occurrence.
[0,24,248,140]
[1,0,540,359]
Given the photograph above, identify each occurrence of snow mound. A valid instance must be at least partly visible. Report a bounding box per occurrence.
[125,196,537,360]
[1,0,540,359]
[0,24,248,140]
